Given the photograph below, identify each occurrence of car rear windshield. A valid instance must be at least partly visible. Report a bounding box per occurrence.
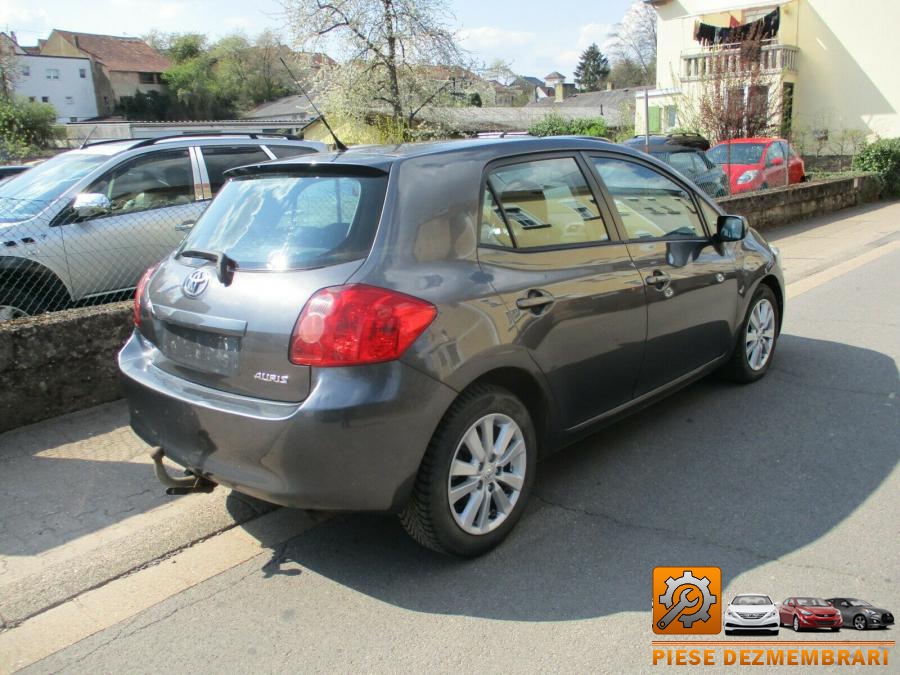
[708,143,765,165]
[733,595,771,605]
[179,172,387,270]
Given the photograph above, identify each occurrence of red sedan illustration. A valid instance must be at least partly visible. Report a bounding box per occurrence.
[779,597,844,632]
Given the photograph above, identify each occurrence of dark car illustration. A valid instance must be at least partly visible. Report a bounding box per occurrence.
[779,597,843,632]
[826,598,895,631]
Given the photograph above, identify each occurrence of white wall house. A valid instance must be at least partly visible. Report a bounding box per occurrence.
[14,54,99,123]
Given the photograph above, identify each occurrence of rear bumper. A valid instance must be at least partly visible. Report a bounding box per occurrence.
[119,331,457,511]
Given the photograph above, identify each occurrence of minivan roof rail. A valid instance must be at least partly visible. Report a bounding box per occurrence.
[82,132,304,149]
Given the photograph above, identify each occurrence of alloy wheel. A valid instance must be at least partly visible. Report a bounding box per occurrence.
[447,413,527,535]
[854,615,867,631]
[745,298,776,371]
[793,616,800,632]
[0,305,28,321]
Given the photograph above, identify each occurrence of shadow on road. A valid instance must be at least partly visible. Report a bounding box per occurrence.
[262,335,898,621]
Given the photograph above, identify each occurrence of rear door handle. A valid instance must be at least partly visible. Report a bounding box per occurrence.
[516,291,554,312]
[645,271,671,287]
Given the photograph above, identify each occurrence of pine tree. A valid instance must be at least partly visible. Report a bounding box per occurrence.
[574,44,611,92]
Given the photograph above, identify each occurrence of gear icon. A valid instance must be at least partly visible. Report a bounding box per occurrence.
[658,570,717,628]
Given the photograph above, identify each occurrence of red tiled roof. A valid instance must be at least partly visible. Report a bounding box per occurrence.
[53,30,170,73]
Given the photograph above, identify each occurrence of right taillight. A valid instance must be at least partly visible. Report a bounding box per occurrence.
[289,284,437,367]
[133,263,158,327]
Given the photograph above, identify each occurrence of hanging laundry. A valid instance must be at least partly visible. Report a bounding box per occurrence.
[695,7,780,45]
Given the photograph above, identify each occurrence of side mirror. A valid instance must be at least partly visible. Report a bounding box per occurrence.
[770,156,784,167]
[175,219,195,233]
[72,193,111,219]
[716,214,747,242]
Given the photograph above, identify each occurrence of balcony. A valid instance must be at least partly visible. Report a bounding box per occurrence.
[681,41,799,82]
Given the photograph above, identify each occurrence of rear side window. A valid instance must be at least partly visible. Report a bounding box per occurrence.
[267,145,317,159]
[181,173,387,270]
[661,152,699,177]
[591,157,704,239]
[201,146,271,194]
[482,157,608,249]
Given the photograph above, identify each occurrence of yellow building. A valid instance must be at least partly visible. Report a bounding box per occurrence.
[638,0,899,141]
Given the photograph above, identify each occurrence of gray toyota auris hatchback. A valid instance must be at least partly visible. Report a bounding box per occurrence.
[120,137,784,556]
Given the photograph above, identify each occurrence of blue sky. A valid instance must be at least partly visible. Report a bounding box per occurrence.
[1,0,634,80]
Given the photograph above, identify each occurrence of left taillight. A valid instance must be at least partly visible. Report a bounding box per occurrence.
[133,263,159,327]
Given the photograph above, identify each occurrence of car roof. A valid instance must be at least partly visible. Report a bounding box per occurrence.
[715,137,782,145]
[77,135,323,155]
[227,136,643,177]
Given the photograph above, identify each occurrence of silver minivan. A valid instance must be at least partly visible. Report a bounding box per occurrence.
[0,135,324,320]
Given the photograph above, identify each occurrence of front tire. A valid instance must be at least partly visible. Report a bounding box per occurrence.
[721,284,779,383]
[793,615,801,632]
[853,615,868,631]
[399,385,537,557]
[0,285,49,321]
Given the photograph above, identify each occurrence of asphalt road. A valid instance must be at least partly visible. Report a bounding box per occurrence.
[12,242,900,673]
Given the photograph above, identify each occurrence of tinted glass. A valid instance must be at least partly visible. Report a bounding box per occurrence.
[0,152,107,221]
[181,173,387,270]
[487,157,608,249]
[698,199,720,235]
[201,145,271,194]
[267,145,318,159]
[591,157,704,239]
[87,149,194,215]
[479,188,514,247]
[661,151,699,177]
[708,143,766,165]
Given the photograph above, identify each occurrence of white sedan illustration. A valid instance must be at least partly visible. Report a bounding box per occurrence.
[724,594,780,635]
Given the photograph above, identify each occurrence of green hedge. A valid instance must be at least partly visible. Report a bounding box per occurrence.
[0,97,58,160]
[852,138,900,197]
[529,113,608,138]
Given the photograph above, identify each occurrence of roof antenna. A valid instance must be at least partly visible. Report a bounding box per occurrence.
[79,125,98,149]
[279,57,347,151]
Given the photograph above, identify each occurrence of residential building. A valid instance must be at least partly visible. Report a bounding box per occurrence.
[639,0,900,139]
[0,32,98,122]
[38,30,170,116]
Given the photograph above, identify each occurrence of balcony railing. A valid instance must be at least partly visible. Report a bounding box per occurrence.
[681,42,799,81]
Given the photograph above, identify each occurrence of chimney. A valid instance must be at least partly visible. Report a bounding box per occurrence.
[607,81,613,91]
[555,80,565,103]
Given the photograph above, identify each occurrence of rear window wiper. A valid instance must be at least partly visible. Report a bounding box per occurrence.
[178,248,238,286]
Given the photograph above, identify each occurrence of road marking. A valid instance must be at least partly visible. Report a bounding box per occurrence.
[786,240,900,299]
[0,508,324,674]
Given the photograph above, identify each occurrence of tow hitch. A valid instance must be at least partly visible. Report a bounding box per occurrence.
[150,448,217,495]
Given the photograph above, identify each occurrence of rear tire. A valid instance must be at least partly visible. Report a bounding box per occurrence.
[721,284,779,383]
[399,384,537,557]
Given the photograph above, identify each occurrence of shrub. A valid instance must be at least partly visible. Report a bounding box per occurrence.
[528,113,608,138]
[852,138,900,196]
[0,97,58,160]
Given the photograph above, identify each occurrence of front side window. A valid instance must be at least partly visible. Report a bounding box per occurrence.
[484,157,608,249]
[591,157,704,239]
[765,142,785,166]
[200,145,271,194]
[86,149,194,216]
[181,173,387,270]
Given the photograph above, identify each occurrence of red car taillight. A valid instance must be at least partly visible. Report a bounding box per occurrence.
[133,263,159,327]
[289,284,437,367]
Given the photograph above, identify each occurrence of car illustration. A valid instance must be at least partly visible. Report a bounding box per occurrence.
[779,597,843,632]
[0,134,324,320]
[724,594,780,635]
[119,136,785,556]
[826,598,895,631]
[707,138,805,194]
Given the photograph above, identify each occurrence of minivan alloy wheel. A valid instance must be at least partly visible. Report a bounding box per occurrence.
[447,413,527,535]
[745,298,776,371]
[0,304,28,321]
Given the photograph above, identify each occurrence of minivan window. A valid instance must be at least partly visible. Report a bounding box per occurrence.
[201,146,271,194]
[267,145,318,159]
[487,157,608,249]
[180,173,387,270]
[591,157,704,239]
[86,149,194,215]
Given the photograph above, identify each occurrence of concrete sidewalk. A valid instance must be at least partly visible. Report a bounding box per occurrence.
[1,198,898,636]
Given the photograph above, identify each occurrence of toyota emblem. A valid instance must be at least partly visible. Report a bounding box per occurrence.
[182,268,210,298]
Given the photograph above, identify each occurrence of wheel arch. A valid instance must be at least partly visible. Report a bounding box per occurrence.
[0,256,72,311]
[758,274,784,333]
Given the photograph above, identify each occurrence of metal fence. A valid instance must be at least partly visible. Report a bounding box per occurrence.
[0,194,198,321]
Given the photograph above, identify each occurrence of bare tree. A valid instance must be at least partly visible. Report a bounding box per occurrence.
[282,0,465,129]
[610,0,658,86]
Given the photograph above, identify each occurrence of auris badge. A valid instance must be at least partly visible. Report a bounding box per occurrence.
[182,269,210,298]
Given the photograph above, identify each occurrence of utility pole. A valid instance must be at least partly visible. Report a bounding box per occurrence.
[644,89,650,153]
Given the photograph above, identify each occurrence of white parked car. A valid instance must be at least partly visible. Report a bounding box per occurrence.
[724,594,780,635]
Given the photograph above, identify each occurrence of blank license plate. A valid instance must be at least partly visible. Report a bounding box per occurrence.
[162,324,240,375]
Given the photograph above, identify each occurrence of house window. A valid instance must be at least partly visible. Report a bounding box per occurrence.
[41,96,49,103]
[28,96,35,102]
[139,72,156,84]
[46,68,60,80]
[79,68,87,79]
[21,65,30,76]
[65,96,74,105]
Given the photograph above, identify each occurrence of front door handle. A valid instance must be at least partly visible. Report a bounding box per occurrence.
[645,270,671,287]
[516,291,554,313]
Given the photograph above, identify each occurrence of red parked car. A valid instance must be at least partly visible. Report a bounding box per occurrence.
[779,597,843,632]
[707,138,805,194]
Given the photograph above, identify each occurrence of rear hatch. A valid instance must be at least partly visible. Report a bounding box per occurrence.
[139,167,389,402]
